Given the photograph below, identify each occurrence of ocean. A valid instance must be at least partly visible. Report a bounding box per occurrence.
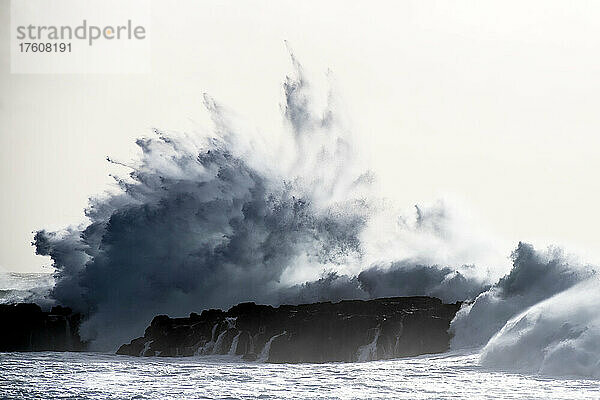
[0,272,54,306]
[1,351,599,400]
[3,55,600,398]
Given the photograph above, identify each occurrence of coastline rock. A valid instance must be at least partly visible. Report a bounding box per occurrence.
[117,296,460,363]
[0,303,87,352]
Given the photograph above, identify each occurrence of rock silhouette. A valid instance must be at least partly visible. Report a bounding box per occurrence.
[0,303,86,352]
[117,297,460,363]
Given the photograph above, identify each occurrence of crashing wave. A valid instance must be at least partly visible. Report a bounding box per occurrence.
[28,48,600,379]
[480,277,600,378]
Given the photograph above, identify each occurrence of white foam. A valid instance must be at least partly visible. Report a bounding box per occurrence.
[357,327,380,362]
[228,332,241,356]
[258,331,287,362]
[480,277,600,378]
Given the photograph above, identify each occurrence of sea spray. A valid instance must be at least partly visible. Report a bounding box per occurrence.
[480,277,600,377]
[28,49,600,379]
[228,332,241,356]
[33,51,496,350]
[450,242,596,349]
[0,272,54,306]
[357,327,380,362]
[258,331,287,362]
[35,52,370,349]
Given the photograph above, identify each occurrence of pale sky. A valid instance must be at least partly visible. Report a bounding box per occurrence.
[1,0,600,272]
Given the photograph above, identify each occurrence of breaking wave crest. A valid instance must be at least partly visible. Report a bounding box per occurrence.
[30,50,600,378]
[0,272,54,306]
[479,277,600,378]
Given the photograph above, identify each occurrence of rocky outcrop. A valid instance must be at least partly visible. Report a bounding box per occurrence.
[0,303,86,352]
[117,296,460,363]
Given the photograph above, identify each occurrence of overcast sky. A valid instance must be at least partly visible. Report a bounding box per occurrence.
[2,0,600,272]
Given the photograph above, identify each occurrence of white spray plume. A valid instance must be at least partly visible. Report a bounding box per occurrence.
[32,48,600,380]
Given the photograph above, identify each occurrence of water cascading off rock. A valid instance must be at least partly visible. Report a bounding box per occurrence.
[116,296,460,363]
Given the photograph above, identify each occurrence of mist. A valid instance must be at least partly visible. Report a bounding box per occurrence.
[30,52,600,379]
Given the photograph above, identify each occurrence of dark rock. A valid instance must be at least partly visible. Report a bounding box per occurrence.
[50,305,73,316]
[235,331,252,355]
[117,297,461,363]
[242,352,257,361]
[0,303,87,352]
